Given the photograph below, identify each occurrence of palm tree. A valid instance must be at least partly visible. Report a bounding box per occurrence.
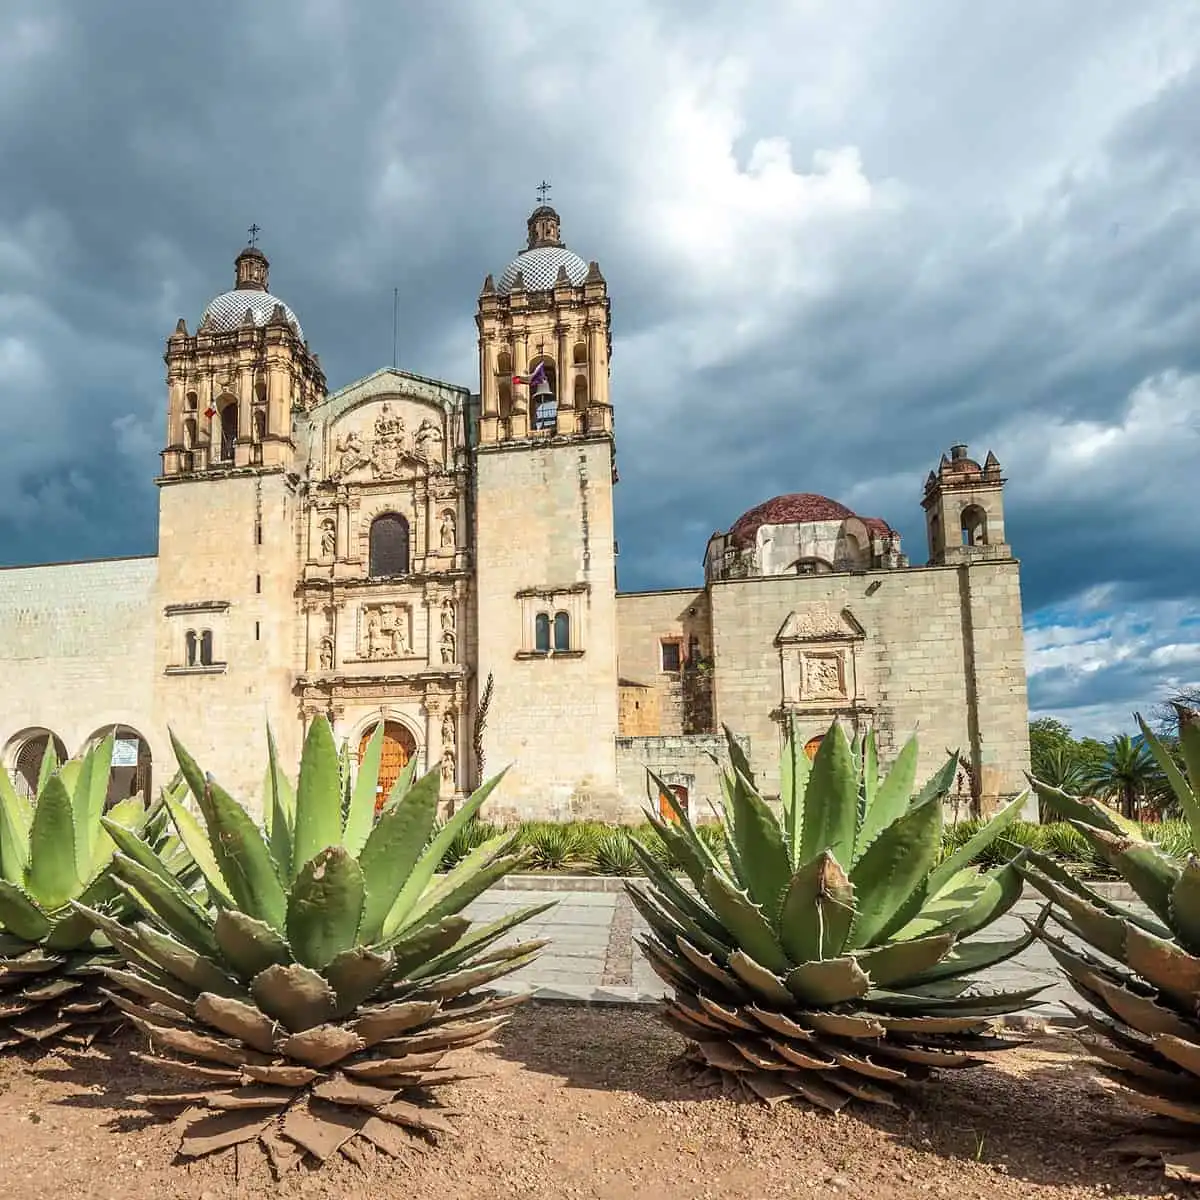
[1032,744,1086,821]
[1083,734,1166,820]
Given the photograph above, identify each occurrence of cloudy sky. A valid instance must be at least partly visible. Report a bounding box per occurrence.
[0,0,1197,739]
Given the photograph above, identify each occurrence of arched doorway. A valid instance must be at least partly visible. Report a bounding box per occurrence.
[359,720,418,812]
[85,726,153,807]
[803,735,824,761]
[657,783,689,822]
[12,730,68,800]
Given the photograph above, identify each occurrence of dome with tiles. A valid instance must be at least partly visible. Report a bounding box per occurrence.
[728,493,894,547]
[199,246,304,340]
[495,203,593,295]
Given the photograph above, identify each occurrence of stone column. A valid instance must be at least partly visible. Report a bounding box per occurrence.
[423,694,448,799]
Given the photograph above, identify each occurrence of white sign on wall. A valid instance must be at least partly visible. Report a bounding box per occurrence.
[112,739,140,769]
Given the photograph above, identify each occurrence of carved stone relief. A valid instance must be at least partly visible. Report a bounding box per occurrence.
[318,638,334,670]
[440,628,456,665]
[416,418,445,466]
[800,651,846,701]
[440,597,456,632]
[442,709,457,754]
[439,509,456,550]
[360,603,412,660]
[441,745,456,786]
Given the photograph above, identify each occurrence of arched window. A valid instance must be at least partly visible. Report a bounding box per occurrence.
[369,513,410,577]
[254,377,268,405]
[183,417,197,450]
[199,630,214,666]
[498,380,513,419]
[534,612,551,653]
[572,341,588,366]
[185,630,198,666]
[185,391,198,411]
[219,402,238,461]
[804,735,824,761]
[960,505,988,547]
[252,409,266,442]
[529,356,558,432]
[497,350,513,377]
[573,375,588,408]
[553,611,570,651]
[791,557,834,576]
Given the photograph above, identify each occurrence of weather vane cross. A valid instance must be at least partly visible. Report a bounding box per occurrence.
[536,180,551,204]
[247,223,261,246]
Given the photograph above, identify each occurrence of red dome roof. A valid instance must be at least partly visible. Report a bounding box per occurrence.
[728,493,856,547]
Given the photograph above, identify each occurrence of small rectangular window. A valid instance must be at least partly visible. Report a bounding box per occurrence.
[661,640,682,672]
[256,574,261,594]
[255,521,262,546]
[255,621,260,641]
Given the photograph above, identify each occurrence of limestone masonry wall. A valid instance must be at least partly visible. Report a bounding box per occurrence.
[0,556,160,774]
[708,560,1030,810]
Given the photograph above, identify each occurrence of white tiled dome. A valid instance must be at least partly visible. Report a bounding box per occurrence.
[201,289,304,339]
[497,245,589,294]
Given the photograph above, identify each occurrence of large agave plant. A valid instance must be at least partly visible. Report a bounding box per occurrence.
[628,719,1046,1111]
[1017,706,1200,1181]
[75,717,549,1172]
[0,733,191,1050]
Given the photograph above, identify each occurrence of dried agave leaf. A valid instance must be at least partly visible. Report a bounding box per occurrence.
[354,999,441,1047]
[178,1109,275,1158]
[378,1099,456,1136]
[281,1099,369,1161]
[311,1075,398,1109]
[195,992,278,1054]
[278,1023,365,1068]
[241,1062,320,1087]
[251,962,337,1033]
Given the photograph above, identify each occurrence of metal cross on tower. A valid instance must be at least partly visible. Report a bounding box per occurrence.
[247,223,261,246]
[536,180,551,205]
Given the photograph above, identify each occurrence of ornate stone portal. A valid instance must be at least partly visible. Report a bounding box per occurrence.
[776,604,865,709]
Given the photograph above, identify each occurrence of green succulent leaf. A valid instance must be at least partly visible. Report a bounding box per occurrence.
[406,901,557,982]
[325,945,393,1015]
[0,767,32,884]
[945,864,1024,940]
[700,869,790,976]
[160,778,234,907]
[848,795,943,949]
[727,768,790,920]
[777,851,856,963]
[25,774,79,911]
[798,722,858,869]
[71,732,114,875]
[785,955,871,1005]
[213,908,291,978]
[109,850,217,955]
[910,750,962,810]
[0,878,51,940]
[1137,712,1200,848]
[286,845,365,969]
[1029,778,1141,839]
[778,716,810,865]
[291,716,343,875]
[647,766,731,885]
[403,830,523,932]
[926,791,1029,899]
[1072,823,1181,926]
[343,722,384,857]
[383,768,510,936]
[855,735,919,862]
[357,766,443,944]
[854,932,956,988]
[36,737,59,796]
[264,722,295,882]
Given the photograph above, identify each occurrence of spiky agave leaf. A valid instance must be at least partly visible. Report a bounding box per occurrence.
[1018,707,1200,1182]
[76,715,549,1175]
[631,718,1043,1113]
[0,734,192,1051]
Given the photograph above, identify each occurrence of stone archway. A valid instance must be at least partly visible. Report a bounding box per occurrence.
[10,730,69,799]
[359,720,418,812]
[84,726,153,807]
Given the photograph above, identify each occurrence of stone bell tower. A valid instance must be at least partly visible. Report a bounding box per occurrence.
[471,197,621,819]
[922,443,1011,565]
[153,239,327,801]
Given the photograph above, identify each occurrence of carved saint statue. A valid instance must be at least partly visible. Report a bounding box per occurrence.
[318,638,334,670]
[441,598,456,632]
[439,510,456,550]
[441,746,456,786]
[390,612,409,657]
[365,609,387,659]
[441,629,456,665]
[333,430,368,476]
[415,418,444,464]
[441,710,456,751]
[319,517,336,559]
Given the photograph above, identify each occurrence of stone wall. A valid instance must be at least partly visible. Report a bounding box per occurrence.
[473,435,621,821]
[615,732,750,824]
[707,559,1030,811]
[615,588,709,735]
[0,555,160,780]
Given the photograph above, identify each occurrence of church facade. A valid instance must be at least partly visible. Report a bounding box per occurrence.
[0,205,1031,821]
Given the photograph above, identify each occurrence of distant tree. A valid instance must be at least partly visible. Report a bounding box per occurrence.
[1029,717,1076,778]
[1083,734,1166,820]
[1149,686,1200,740]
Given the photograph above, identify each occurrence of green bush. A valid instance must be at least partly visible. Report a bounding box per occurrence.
[589,828,640,875]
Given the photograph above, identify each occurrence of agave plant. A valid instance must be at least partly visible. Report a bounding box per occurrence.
[627,719,1046,1111]
[74,717,549,1172]
[0,733,192,1050]
[1017,707,1200,1181]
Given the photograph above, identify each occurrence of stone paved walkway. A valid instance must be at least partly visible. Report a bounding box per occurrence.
[462,886,1122,1023]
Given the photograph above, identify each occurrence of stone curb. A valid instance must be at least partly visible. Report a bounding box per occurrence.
[496,874,1138,902]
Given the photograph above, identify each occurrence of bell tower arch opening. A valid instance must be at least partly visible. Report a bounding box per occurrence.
[922,443,1011,565]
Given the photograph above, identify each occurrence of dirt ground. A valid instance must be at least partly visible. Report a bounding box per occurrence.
[0,1004,1191,1200]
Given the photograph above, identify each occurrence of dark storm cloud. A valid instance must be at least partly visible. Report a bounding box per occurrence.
[0,0,1196,735]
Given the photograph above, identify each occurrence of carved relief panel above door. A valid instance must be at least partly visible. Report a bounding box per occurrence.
[776,603,865,708]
